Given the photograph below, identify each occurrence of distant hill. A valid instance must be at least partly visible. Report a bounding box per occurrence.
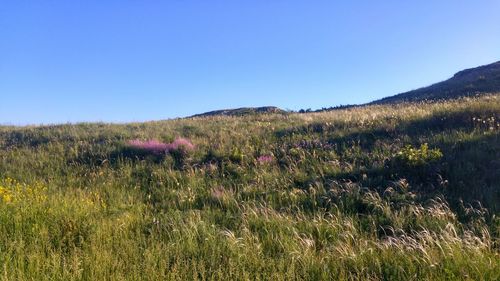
[372,61,500,104]
[188,61,500,116]
[190,106,285,118]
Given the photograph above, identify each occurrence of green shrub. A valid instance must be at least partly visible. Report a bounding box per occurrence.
[395,143,443,167]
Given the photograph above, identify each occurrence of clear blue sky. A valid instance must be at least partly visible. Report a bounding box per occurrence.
[1,1,500,125]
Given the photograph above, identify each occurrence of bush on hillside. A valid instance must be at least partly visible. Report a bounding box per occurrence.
[390,143,444,186]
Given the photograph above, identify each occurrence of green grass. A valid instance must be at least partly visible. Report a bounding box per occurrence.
[0,94,499,280]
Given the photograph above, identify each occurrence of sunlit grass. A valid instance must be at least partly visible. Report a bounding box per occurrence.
[0,94,498,280]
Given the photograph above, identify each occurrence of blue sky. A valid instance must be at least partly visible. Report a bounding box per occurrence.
[1,1,500,125]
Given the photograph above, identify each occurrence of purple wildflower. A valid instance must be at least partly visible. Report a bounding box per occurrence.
[127,137,195,155]
[168,138,195,152]
[257,155,274,164]
[127,139,170,155]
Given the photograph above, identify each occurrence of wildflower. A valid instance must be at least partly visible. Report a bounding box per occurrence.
[127,138,195,155]
[2,194,12,203]
[127,139,170,155]
[0,178,47,203]
[257,155,274,164]
[395,143,443,166]
[168,138,195,152]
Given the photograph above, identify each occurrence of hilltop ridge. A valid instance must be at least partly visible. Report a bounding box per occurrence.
[372,61,500,104]
[187,61,500,117]
[190,106,285,118]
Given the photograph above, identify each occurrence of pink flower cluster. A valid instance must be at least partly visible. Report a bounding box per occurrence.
[127,138,195,155]
[169,138,195,151]
[257,155,274,164]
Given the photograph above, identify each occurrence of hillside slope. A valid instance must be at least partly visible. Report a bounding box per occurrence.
[0,95,499,279]
[373,61,500,104]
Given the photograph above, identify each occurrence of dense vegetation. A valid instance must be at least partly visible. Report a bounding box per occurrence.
[0,95,499,280]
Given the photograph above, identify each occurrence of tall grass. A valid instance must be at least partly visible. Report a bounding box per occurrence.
[0,94,499,280]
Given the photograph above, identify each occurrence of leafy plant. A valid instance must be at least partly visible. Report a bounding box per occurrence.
[395,143,443,167]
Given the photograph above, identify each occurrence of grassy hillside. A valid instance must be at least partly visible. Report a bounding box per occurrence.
[0,95,499,280]
[373,61,500,103]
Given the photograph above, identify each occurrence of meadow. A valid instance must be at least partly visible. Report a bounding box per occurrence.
[0,94,499,280]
